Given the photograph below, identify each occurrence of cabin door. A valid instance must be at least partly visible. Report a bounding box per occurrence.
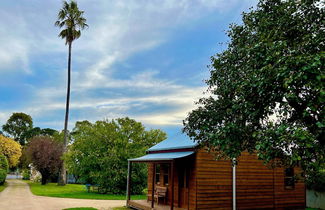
[179,165,189,208]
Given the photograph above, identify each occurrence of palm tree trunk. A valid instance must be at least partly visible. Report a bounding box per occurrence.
[58,42,72,186]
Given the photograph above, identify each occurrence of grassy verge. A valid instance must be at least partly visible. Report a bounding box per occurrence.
[25,181,146,200]
[0,182,7,192]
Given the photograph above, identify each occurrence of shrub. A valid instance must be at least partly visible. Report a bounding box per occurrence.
[30,169,42,183]
[307,171,325,192]
[22,169,30,180]
[0,154,8,172]
[0,154,8,185]
[0,169,6,185]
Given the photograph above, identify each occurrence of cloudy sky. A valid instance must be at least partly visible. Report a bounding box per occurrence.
[0,0,257,139]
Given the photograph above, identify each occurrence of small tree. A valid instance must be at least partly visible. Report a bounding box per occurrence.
[26,136,64,185]
[2,112,33,145]
[0,135,22,168]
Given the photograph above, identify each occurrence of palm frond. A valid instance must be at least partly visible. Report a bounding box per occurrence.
[55,0,88,44]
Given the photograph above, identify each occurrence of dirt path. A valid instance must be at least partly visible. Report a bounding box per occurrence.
[0,179,125,210]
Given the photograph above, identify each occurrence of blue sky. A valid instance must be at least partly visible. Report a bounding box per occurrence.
[0,0,257,139]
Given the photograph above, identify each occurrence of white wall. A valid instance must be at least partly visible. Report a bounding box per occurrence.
[307,189,325,210]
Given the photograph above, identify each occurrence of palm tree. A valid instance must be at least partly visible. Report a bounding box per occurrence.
[55,0,88,186]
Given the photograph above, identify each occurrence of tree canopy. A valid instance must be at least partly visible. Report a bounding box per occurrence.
[2,112,33,145]
[0,135,22,168]
[26,136,64,185]
[65,118,166,194]
[183,0,324,179]
[22,127,58,143]
[55,0,88,45]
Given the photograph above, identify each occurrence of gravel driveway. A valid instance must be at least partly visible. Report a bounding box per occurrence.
[0,179,125,210]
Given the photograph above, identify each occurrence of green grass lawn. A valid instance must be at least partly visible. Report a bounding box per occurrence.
[0,182,7,192]
[25,181,146,200]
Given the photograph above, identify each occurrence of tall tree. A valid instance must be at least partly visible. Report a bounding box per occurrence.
[2,112,33,145]
[183,0,324,182]
[55,0,88,185]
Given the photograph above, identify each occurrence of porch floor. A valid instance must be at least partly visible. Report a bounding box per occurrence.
[128,200,186,210]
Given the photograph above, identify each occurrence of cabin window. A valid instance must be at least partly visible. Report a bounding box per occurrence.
[155,164,160,184]
[284,168,295,189]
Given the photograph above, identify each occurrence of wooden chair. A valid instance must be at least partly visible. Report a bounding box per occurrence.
[154,186,167,204]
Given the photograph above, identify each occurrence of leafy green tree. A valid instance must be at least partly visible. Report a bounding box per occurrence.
[65,118,166,194]
[55,0,88,185]
[22,127,58,143]
[2,113,33,145]
[183,0,324,182]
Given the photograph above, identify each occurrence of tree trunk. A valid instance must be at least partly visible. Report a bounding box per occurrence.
[41,172,48,185]
[58,42,72,186]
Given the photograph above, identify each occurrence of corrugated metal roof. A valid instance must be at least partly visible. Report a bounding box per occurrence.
[147,136,198,152]
[129,151,194,162]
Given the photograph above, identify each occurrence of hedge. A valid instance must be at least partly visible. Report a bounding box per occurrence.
[0,154,8,171]
[0,169,6,185]
[0,154,8,185]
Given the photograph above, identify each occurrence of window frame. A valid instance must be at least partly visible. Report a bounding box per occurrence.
[284,167,295,190]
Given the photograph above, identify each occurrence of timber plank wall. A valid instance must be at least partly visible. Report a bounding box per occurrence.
[147,150,305,210]
[237,152,305,209]
[236,152,275,209]
[196,150,305,210]
[195,149,232,209]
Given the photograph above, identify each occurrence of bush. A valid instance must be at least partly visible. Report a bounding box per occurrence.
[0,154,8,172]
[0,154,9,185]
[0,169,6,185]
[307,171,325,192]
[22,169,30,180]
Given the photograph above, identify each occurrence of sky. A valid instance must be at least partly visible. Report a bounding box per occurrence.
[0,0,257,140]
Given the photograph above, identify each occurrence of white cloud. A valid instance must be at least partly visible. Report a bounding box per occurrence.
[0,0,257,130]
[26,69,205,128]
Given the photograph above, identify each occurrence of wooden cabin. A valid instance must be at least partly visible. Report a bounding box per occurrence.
[126,138,305,210]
